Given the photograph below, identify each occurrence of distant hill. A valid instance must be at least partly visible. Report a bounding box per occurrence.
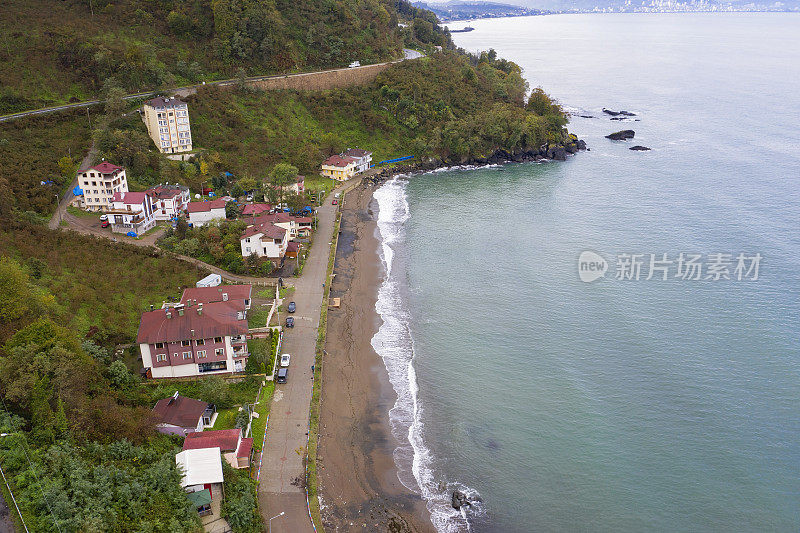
[0,0,451,113]
[421,0,800,12]
[414,0,544,20]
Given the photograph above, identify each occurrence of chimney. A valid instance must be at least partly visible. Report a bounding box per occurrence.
[166,310,172,319]
[198,303,203,316]
[222,293,228,302]
[191,329,195,338]
[150,304,154,311]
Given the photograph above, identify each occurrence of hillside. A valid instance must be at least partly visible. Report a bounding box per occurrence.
[0,0,451,113]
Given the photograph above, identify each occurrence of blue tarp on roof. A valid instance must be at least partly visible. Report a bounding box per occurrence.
[73,186,83,196]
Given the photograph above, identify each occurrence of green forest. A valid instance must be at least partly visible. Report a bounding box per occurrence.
[0,0,450,112]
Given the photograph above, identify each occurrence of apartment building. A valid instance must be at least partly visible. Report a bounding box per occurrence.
[138,286,252,378]
[108,191,156,235]
[142,96,193,154]
[146,183,190,221]
[78,161,128,212]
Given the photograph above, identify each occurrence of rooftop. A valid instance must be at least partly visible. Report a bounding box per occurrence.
[137,300,248,344]
[241,203,273,216]
[242,221,289,240]
[187,199,227,213]
[152,394,209,428]
[343,148,372,158]
[147,184,188,200]
[175,447,224,488]
[322,155,357,168]
[89,161,123,174]
[180,285,252,306]
[112,191,148,205]
[183,429,242,453]
[146,96,188,109]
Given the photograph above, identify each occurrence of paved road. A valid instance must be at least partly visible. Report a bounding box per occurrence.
[1,49,423,123]
[258,177,363,532]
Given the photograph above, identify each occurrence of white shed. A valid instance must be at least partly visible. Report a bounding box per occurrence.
[176,447,224,491]
[196,274,222,288]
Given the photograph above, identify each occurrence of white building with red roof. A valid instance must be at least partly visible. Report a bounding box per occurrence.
[187,199,227,227]
[78,161,129,212]
[137,287,251,378]
[239,212,313,260]
[146,183,190,221]
[108,191,156,235]
[183,428,254,469]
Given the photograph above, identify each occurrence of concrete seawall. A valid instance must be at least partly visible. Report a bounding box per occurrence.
[246,62,394,92]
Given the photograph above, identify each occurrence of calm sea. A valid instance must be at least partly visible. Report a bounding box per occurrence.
[372,13,800,532]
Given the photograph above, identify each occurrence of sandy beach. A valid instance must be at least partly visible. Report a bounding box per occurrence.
[317,181,434,533]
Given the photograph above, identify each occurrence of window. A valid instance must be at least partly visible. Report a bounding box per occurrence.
[156,353,167,362]
[214,337,222,344]
[196,339,205,346]
[197,350,206,358]
[181,340,190,347]
[215,348,224,357]
[183,351,192,359]
[245,247,251,254]
[155,342,164,349]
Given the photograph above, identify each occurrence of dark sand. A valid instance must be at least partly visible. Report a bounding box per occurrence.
[318,182,434,533]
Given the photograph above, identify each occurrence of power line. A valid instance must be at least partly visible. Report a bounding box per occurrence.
[0,398,63,533]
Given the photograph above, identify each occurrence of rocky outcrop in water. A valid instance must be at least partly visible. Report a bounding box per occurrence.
[452,491,471,510]
[630,145,651,151]
[606,130,635,141]
[603,108,637,117]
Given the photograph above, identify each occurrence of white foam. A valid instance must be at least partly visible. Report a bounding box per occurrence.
[371,176,483,533]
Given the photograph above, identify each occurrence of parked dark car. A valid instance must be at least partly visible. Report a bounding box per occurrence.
[276,367,288,384]
[286,316,294,328]
[287,301,296,313]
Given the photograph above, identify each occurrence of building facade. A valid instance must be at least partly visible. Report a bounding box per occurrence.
[108,191,156,234]
[78,161,129,212]
[146,183,190,221]
[187,199,227,227]
[342,148,373,173]
[138,286,252,378]
[142,96,193,154]
[320,154,357,181]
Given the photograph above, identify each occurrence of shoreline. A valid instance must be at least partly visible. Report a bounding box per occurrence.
[317,181,435,532]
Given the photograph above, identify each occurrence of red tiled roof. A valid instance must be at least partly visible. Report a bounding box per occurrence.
[90,161,123,174]
[286,241,300,252]
[187,199,227,213]
[295,217,312,224]
[237,437,253,459]
[112,191,147,205]
[181,285,252,305]
[152,395,209,428]
[259,224,288,240]
[343,148,371,158]
[241,203,273,216]
[183,429,241,452]
[146,184,187,200]
[322,155,356,168]
[137,300,248,344]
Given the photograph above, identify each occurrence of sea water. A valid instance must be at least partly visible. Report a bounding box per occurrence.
[373,13,800,532]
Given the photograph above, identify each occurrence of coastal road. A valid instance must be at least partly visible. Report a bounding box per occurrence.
[257,177,364,532]
[0,49,423,123]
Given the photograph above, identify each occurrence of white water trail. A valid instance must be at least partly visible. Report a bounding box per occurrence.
[371,175,482,533]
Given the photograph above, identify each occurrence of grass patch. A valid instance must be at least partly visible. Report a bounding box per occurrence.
[213,408,239,430]
[250,381,275,452]
[247,306,271,329]
[66,206,97,218]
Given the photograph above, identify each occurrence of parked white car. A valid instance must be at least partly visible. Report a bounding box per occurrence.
[280,354,291,367]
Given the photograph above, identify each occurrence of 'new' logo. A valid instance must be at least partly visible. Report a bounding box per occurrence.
[578,251,607,282]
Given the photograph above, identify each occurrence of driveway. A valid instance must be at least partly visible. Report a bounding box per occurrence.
[257,177,363,532]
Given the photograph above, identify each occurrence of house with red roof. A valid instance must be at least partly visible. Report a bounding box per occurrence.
[146,183,190,221]
[152,392,216,436]
[181,284,252,310]
[187,199,227,227]
[108,191,156,235]
[342,148,373,173]
[77,161,129,212]
[137,293,250,378]
[183,428,254,469]
[320,154,358,181]
[241,203,274,217]
[240,220,289,260]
